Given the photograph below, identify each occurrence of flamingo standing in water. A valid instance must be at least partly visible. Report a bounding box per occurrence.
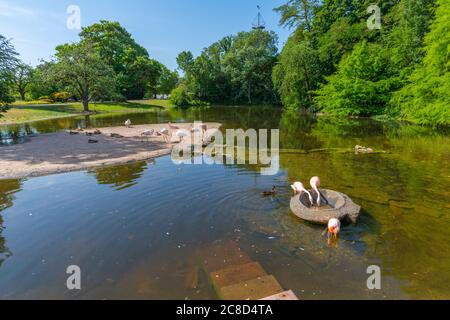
[291,182,314,206]
[328,218,341,239]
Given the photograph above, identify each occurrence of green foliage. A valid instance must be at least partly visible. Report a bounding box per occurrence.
[13,63,33,100]
[51,42,117,111]
[273,31,321,110]
[146,64,179,98]
[391,0,450,125]
[274,0,442,124]
[175,29,279,106]
[170,84,208,107]
[79,21,161,99]
[51,92,71,103]
[315,41,398,116]
[29,62,60,100]
[0,35,18,108]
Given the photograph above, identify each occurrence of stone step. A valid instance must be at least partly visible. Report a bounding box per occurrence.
[211,261,267,290]
[198,241,252,273]
[260,290,299,300]
[220,275,284,301]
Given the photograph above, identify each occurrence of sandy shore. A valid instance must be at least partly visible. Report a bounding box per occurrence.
[0,123,221,180]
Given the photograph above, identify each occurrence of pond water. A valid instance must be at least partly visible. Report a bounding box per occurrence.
[0,106,449,299]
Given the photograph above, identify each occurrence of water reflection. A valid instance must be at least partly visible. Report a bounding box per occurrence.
[0,179,21,267]
[89,161,149,191]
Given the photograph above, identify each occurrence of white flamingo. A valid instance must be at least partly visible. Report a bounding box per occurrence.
[291,182,314,205]
[310,176,322,207]
[141,129,154,142]
[175,130,189,142]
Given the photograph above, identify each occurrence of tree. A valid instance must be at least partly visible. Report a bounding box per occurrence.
[28,61,60,100]
[391,0,450,125]
[315,41,397,116]
[223,30,279,105]
[0,35,18,109]
[80,21,161,99]
[273,31,321,110]
[147,64,178,98]
[176,51,194,73]
[51,42,116,112]
[174,30,278,106]
[13,63,33,101]
[274,0,320,31]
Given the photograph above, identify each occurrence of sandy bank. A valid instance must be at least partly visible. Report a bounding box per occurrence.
[0,123,221,180]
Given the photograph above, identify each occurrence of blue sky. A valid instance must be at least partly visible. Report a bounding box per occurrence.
[0,0,291,70]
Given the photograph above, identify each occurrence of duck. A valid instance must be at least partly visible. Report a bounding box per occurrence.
[291,182,314,205]
[262,186,276,197]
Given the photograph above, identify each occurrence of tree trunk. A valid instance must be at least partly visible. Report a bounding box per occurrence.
[82,99,89,112]
[19,90,26,101]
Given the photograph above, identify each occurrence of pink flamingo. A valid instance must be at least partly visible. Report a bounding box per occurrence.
[328,218,341,239]
[291,182,314,205]
[310,176,322,207]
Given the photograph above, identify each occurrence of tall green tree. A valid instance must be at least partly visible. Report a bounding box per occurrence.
[51,42,116,112]
[174,29,279,106]
[273,30,321,110]
[391,0,450,125]
[79,21,161,99]
[13,63,33,101]
[0,35,18,109]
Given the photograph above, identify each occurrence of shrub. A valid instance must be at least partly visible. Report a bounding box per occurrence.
[51,92,71,103]
[170,85,191,107]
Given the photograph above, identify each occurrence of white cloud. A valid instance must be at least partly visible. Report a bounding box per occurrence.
[0,1,35,17]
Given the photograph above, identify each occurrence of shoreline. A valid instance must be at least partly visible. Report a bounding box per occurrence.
[0,122,221,180]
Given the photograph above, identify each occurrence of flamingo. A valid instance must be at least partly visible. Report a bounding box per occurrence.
[291,182,313,205]
[310,176,322,207]
[168,122,180,134]
[125,119,132,128]
[175,130,189,142]
[157,128,170,143]
[327,218,341,239]
[141,129,154,142]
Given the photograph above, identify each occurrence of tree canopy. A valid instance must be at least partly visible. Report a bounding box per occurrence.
[0,35,18,109]
[79,21,161,99]
[51,42,117,111]
[273,0,447,125]
[172,29,279,106]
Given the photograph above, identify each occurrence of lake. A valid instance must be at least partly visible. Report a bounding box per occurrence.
[0,106,449,299]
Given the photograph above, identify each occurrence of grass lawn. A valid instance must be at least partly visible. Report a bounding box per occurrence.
[0,100,174,125]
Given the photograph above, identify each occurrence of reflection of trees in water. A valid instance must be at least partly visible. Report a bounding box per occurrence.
[0,179,21,267]
[90,161,148,191]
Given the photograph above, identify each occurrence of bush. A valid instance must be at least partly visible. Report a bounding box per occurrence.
[38,96,54,103]
[170,85,209,107]
[51,92,71,103]
[170,85,191,107]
